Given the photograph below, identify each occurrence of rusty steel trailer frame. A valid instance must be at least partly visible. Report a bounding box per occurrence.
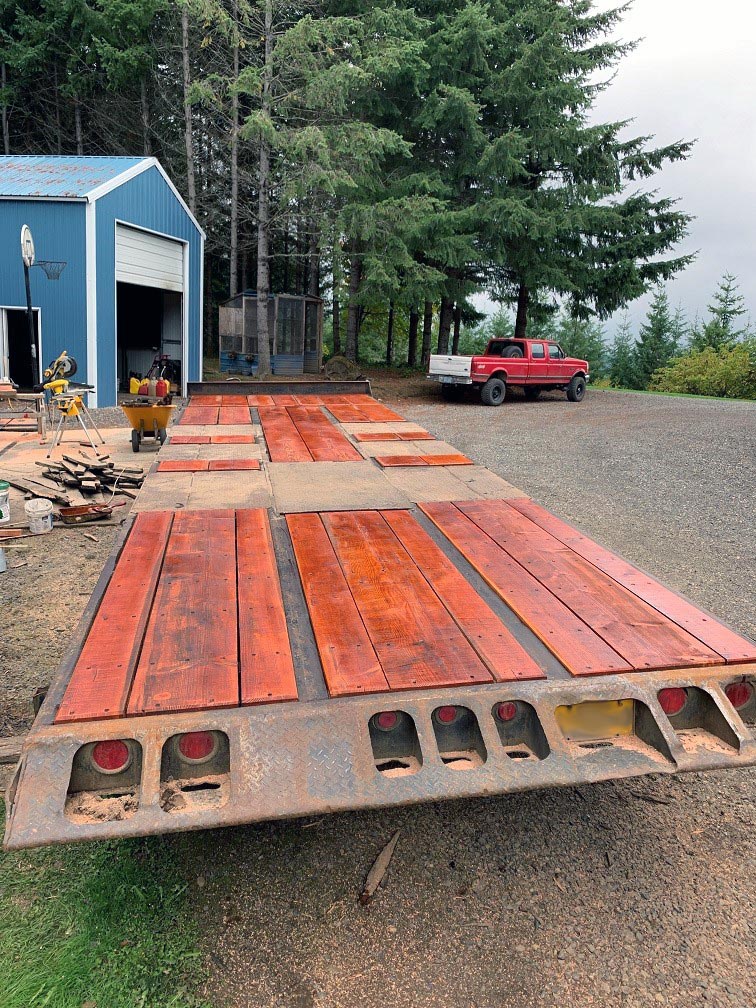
[4,383,755,849]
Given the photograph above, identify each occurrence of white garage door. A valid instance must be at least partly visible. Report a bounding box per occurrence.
[115,225,184,291]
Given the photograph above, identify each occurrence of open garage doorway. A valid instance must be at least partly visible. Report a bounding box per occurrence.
[116,284,183,393]
[115,224,186,396]
[0,307,40,389]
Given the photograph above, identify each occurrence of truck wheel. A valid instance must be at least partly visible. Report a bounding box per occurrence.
[502,346,524,358]
[481,377,506,406]
[441,384,462,401]
[524,386,541,401]
[567,375,586,402]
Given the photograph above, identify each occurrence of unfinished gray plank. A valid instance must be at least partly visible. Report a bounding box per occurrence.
[447,465,528,499]
[269,461,411,513]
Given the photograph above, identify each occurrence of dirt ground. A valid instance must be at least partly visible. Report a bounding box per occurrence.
[2,381,755,1008]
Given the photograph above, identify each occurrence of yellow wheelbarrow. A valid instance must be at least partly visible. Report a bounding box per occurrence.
[121,400,175,452]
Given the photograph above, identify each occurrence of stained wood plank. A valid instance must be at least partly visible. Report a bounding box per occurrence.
[218,406,252,425]
[352,431,401,442]
[127,509,239,714]
[423,454,472,466]
[375,455,428,467]
[460,499,724,672]
[247,395,275,407]
[157,459,208,473]
[397,431,433,441]
[259,407,312,461]
[191,395,223,405]
[169,435,211,445]
[56,511,173,723]
[207,459,261,471]
[179,406,219,425]
[508,498,756,664]
[357,403,405,422]
[220,395,248,405]
[419,501,632,677]
[287,513,388,696]
[287,406,363,462]
[210,434,256,444]
[237,509,298,704]
[324,510,493,690]
[326,404,369,423]
[382,510,545,682]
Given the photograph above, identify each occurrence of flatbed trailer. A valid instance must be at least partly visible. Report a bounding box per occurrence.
[4,382,755,849]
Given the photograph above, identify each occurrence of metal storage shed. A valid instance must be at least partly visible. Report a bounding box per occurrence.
[0,155,204,406]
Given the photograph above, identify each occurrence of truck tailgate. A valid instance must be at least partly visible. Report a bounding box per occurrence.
[429,354,472,379]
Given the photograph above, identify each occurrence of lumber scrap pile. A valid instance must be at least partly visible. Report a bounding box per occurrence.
[3,451,144,506]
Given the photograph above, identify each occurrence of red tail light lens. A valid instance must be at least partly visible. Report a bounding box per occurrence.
[725,681,753,710]
[177,731,217,763]
[91,739,131,774]
[658,687,688,716]
[435,705,458,725]
[374,711,399,731]
[495,702,518,722]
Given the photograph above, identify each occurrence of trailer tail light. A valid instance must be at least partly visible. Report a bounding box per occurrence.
[435,705,459,725]
[658,688,688,716]
[91,739,132,774]
[725,681,754,711]
[495,701,518,723]
[373,711,399,731]
[177,731,217,763]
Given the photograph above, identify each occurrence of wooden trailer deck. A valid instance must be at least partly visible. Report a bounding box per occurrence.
[4,385,756,850]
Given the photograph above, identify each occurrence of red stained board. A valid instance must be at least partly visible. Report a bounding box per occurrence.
[287,513,388,696]
[55,511,173,723]
[420,501,632,677]
[127,509,240,715]
[237,510,298,704]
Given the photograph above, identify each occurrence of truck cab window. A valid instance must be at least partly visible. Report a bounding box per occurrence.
[548,344,564,359]
[530,343,545,359]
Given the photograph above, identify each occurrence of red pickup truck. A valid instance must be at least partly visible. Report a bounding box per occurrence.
[428,338,590,405]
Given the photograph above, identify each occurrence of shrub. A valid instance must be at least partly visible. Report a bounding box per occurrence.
[649,342,756,399]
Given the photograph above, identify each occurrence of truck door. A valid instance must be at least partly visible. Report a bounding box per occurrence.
[528,342,548,382]
[547,343,568,380]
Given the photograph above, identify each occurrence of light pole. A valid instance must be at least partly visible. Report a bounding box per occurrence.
[20,224,37,372]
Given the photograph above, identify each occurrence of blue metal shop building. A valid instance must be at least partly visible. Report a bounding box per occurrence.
[0,156,204,406]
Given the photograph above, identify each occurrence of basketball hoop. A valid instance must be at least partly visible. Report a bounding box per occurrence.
[36,260,67,280]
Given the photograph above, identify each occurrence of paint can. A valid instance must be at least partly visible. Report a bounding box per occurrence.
[0,479,9,525]
[25,497,54,534]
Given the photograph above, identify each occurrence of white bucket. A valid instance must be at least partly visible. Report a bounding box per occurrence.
[25,497,54,534]
[0,480,9,525]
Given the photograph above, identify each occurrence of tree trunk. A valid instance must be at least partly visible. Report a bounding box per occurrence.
[307,219,320,297]
[385,301,395,366]
[140,78,151,155]
[421,300,433,367]
[53,63,62,153]
[452,303,462,354]
[1,64,9,155]
[74,98,83,155]
[182,7,196,215]
[255,0,274,377]
[345,246,361,362]
[407,306,419,366]
[514,281,529,339]
[436,296,453,354]
[332,239,342,355]
[229,0,240,296]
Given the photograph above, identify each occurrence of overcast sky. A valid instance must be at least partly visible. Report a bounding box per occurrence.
[477,1,756,337]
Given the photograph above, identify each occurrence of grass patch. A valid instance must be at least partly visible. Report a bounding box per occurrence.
[602,386,755,403]
[0,800,209,1008]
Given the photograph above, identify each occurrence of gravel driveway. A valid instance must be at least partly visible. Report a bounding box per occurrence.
[193,388,755,1008]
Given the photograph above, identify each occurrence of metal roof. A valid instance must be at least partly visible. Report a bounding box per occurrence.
[0,156,147,198]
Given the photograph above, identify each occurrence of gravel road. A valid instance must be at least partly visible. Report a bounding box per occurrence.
[192,388,755,1008]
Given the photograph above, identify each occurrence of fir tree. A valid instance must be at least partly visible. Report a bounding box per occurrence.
[634,287,679,388]
[690,274,750,350]
[610,314,637,388]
